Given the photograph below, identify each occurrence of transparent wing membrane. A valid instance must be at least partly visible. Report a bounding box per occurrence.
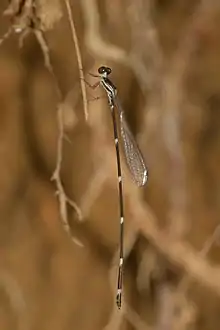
[115,99,148,187]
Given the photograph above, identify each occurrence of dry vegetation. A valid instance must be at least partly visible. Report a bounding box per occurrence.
[0,0,220,329]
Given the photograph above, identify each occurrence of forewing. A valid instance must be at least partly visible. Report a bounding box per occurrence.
[118,106,148,187]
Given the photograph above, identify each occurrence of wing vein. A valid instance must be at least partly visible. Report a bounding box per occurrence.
[115,98,148,186]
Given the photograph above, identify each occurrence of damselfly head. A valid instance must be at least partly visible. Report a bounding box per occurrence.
[98,66,112,77]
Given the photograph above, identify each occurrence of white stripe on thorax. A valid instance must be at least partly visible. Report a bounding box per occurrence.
[100,79,117,97]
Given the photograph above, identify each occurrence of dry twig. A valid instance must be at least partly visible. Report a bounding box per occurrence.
[1,0,83,245]
[80,0,128,64]
[64,0,89,121]
[127,0,163,92]
[161,0,220,241]
[34,25,83,244]
[0,270,28,330]
[51,102,83,237]
[170,225,220,329]
[80,161,109,219]
[0,27,13,46]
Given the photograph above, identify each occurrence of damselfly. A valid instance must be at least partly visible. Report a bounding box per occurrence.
[89,66,148,309]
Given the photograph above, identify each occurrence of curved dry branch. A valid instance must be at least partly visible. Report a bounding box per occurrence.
[161,0,220,240]
[34,29,83,245]
[80,0,128,64]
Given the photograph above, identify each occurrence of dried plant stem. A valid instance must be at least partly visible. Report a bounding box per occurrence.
[0,270,28,330]
[34,29,83,244]
[51,104,82,234]
[132,196,220,297]
[34,30,54,73]
[64,0,89,121]
[80,162,108,218]
[0,27,12,46]
[80,0,127,63]
[167,226,220,329]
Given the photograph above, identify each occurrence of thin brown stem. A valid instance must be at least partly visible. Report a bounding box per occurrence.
[0,27,12,46]
[64,0,89,121]
[51,104,83,235]
[34,29,83,245]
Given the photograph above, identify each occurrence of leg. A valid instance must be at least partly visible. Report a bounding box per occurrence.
[88,72,100,78]
[79,68,100,78]
[81,78,100,90]
[88,95,106,103]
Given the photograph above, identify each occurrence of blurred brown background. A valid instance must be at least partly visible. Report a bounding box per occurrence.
[0,0,220,329]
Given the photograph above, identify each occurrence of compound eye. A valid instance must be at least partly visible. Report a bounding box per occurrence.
[106,67,112,74]
[98,66,106,74]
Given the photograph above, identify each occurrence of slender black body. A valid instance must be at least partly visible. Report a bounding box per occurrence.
[95,66,148,309]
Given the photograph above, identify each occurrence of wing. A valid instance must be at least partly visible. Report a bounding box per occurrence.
[115,99,148,187]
